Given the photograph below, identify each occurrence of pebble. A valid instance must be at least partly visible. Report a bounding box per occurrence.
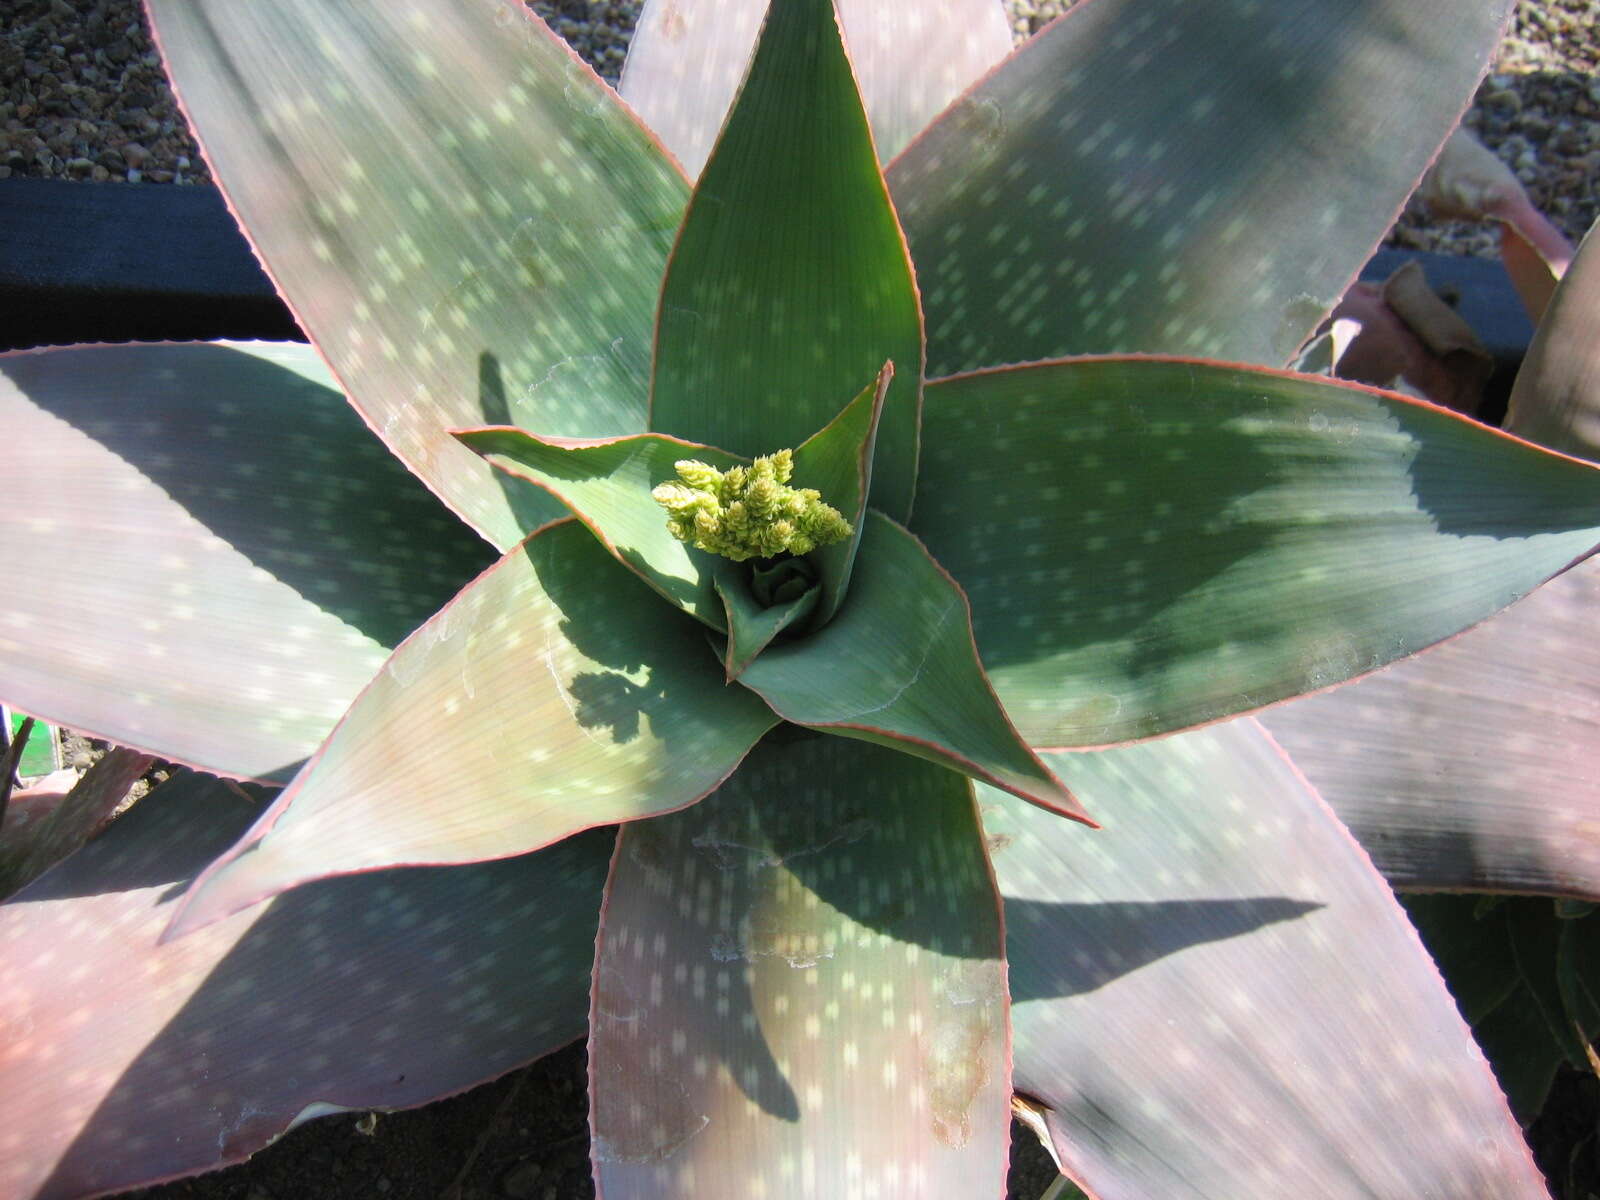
[2,0,1592,258]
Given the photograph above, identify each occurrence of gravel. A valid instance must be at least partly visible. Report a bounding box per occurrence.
[1,0,1595,256]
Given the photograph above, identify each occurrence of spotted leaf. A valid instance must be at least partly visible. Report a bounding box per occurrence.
[987,721,1548,1199]
[145,0,690,551]
[0,771,607,1200]
[735,512,1089,822]
[165,522,777,938]
[913,357,1600,748]
[648,0,924,522]
[889,0,1514,375]
[589,733,1010,1199]
[1262,557,1600,898]
[620,0,1014,178]
[0,342,491,781]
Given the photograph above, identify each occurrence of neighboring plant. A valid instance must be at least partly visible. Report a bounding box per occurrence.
[2,2,1599,1199]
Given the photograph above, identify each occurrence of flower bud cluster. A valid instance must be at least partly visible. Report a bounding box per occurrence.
[652,449,852,561]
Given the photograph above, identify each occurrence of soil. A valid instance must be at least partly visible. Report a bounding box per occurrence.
[117,1042,1063,1200]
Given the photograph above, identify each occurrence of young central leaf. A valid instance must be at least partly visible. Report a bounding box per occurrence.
[652,450,851,562]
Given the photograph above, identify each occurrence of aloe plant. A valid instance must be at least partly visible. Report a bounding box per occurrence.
[2,1,1598,1197]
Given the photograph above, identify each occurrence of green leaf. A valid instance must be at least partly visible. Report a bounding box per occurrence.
[460,363,889,635]
[793,361,892,622]
[713,559,818,680]
[0,772,605,1199]
[648,0,924,521]
[1262,557,1600,898]
[460,426,744,629]
[620,0,1015,177]
[1508,221,1600,462]
[888,0,1514,374]
[589,733,1010,1198]
[913,357,1600,747]
[146,0,689,551]
[989,720,1548,1198]
[0,342,492,780]
[735,512,1088,821]
[164,522,777,938]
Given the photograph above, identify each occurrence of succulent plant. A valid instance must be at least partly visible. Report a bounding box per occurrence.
[2,1,1599,1198]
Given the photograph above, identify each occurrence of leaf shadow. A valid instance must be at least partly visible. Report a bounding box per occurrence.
[23,771,611,1199]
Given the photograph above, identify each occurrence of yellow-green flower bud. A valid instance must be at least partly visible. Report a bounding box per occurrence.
[653,452,852,562]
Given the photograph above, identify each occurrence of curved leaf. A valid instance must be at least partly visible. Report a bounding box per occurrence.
[0,772,606,1200]
[648,0,924,521]
[987,721,1548,1199]
[0,342,491,780]
[146,0,689,550]
[166,522,776,937]
[1507,221,1600,461]
[736,512,1089,821]
[889,0,1514,375]
[1261,557,1600,898]
[795,361,893,623]
[589,733,1010,1198]
[0,747,153,899]
[913,357,1600,747]
[460,426,744,629]
[620,0,1014,178]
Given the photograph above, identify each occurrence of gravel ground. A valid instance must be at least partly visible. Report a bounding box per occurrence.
[1,0,1594,255]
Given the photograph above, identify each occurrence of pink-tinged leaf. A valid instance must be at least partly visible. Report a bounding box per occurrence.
[912,357,1600,747]
[889,0,1514,376]
[145,0,690,551]
[0,747,154,899]
[1507,221,1600,462]
[984,721,1548,1199]
[0,342,491,780]
[0,771,607,1200]
[1419,128,1576,322]
[589,733,1011,1198]
[648,0,924,522]
[736,512,1090,823]
[1326,261,1493,416]
[620,0,1014,178]
[1261,555,1600,898]
[165,521,776,938]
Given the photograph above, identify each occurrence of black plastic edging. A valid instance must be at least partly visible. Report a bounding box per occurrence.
[0,177,1534,367]
[0,178,300,351]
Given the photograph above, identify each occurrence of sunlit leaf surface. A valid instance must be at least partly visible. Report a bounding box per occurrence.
[0,342,490,780]
[737,513,1088,821]
[648,0,923,521]
[988,721,1548,1199]
[0,747,152,899]
[1263,556,1600,898]
[890,0,1514,374]
[463,427,744,628]
[147,0,689,550]
[1507,222,1600,461]
[590,733,1010,1199]
[914,357,1600,746]
[167,523,776,937]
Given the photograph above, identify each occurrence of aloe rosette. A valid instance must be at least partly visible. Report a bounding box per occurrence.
[2,0,1599,1196]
